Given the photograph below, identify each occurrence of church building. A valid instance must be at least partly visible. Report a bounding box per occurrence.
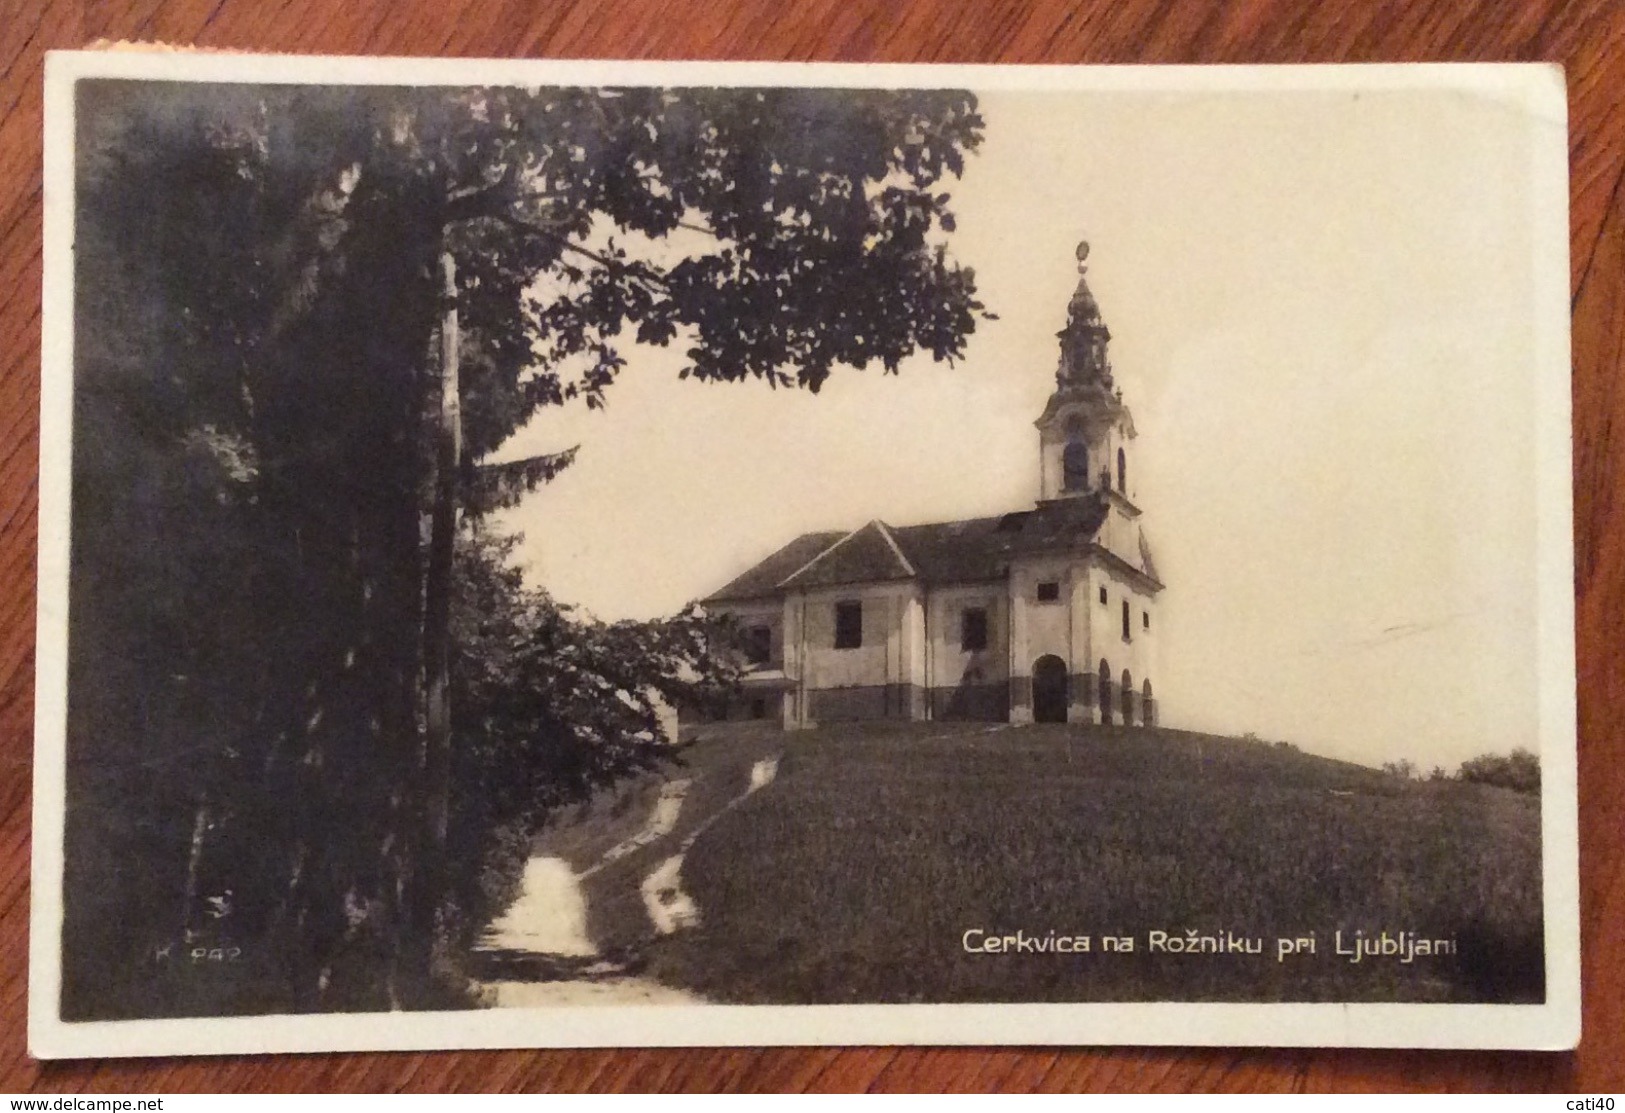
[698,242,1164,729]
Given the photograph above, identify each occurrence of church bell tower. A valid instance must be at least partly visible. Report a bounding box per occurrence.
[1035,241,1139,509]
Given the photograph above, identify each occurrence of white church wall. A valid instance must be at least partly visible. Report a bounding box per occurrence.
[925,583,1010,721]
[795,582,924,721]
[1088,562,1160,725]
[1068,570,1096,720]
[1010,560,1075,673]
[902,592,927,690]
[1096,504,1147,570]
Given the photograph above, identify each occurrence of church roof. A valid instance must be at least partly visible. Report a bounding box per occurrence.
[779,520,915,591]
[705,530,846,602]
[704,495,1153,603]
[1137,531,1161,584]
[891,496,1108,584]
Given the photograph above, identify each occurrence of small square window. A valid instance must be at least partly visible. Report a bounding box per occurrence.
[961,607,989,651]
[1098,586,1108,606]
[834,601,863,649]
[1143,611,1151,631]
[1036,581,1060,603]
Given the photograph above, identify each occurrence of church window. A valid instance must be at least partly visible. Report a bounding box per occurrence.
[961,607,989,651]
[1062,441,1089,492]
[1122,669,1134,724]
[1036,581,1060,603]
[1098,659,1112,720]
[1143,610,1150,631]
[1142,679,1154,726]
[744,625,772,666]
[1121,599,1131,641]
[834,601,863,649]
[1117,447,1127,493]
[1098,586,1108,606]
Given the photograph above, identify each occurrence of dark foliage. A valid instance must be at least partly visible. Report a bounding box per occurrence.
[446,529,742,945]
[63,79,984,1017]
[1456,748,1541,795]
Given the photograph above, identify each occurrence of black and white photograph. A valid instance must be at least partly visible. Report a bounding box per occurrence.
[31,53,1578,1057]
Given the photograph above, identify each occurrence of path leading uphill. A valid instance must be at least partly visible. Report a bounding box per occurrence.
[469,740,781,1007]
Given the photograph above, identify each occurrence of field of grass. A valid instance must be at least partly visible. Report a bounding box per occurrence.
[641,721,1544,1005]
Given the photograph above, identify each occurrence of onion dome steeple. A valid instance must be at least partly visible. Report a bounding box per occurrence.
[1035,240,1136,505]
[1056,240,1114,392]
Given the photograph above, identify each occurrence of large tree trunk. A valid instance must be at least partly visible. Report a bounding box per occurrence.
[245,178,445,1012]
[413,247,461,980]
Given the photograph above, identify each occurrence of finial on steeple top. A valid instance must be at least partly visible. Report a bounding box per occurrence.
[1054,239,1112,392]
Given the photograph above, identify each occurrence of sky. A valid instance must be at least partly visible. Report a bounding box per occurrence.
[492,82,1549,770]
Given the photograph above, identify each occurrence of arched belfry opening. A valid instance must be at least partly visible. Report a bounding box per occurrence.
[1032,655,1068,724]
[1062,441,1089,492]
[1117,447,1127,493]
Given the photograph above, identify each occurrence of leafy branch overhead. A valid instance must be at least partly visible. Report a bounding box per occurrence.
[444,87,989,465]
[87,83,988,507]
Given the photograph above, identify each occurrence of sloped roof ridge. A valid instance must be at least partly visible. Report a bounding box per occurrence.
[772,527,860,588]
[703,529,846,603]
[871,519,917,576]
[781,519,915,588]
[1138,529,1161,583]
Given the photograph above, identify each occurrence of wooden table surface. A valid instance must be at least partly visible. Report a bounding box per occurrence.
[2,0,1622,1093]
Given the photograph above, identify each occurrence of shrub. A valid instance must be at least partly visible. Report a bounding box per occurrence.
[1457,748,1540,795]
[446,527,744,951]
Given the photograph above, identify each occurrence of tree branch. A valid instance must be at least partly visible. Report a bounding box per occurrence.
[444,159,522,221]
[487,211,671,289]
[456,172,722,243]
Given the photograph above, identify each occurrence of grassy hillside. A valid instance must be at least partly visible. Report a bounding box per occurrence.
[641,721,1543,1005]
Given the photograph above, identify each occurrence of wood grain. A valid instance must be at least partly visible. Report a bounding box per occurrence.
[2,0,1622,1093]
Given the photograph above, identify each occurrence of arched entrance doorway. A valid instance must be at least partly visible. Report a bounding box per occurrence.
[1032,655,1068,723]
[1098,659,1112,723]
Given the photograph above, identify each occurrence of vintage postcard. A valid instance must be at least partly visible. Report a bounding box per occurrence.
[32,53,1578,1057]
